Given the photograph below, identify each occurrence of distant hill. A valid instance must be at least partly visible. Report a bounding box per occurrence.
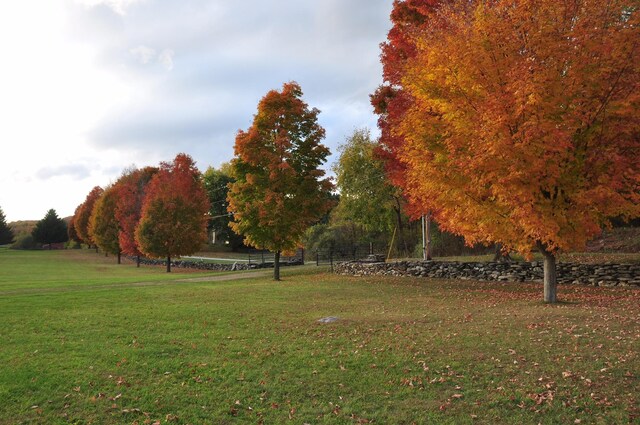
[9,221,38,238]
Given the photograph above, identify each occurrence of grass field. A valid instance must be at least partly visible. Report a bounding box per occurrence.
[0,249,638,424]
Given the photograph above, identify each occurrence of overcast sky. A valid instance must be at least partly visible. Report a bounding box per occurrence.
[0,0,393,222]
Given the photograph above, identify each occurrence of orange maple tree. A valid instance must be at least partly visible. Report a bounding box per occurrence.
[380,0,640,302]
[371,0,440,219]
[228,82,334,280]
[73,186,104,249]
[89,184,122,263]
[135,154,210,272]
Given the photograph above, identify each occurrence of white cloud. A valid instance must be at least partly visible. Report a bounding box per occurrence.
[75,0,145,16]
[130,45,156,64]
[0,0,394,221]
[158,48,174,71]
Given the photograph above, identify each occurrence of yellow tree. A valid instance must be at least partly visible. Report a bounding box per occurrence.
[228,82,334,280]
[89,185,121,263]
[386,0,640,302]
[74,186,104,250]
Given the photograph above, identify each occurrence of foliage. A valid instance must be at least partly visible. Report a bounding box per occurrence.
[333,128,399,233]
[303,222,360,254]
[376,0,640,301]
[228,82,334,279]
[67,211,82,245]
[10,234,37,250]
[370,0,439,218]
[0,249,638,424]
[89,185,121,257]
[114,166,158,258]
[0,207,14,245]
[135,154,210,272]
[74,186,104,246]
[7,220,37,239]
[31,209,68,247]
[202,165,244,250]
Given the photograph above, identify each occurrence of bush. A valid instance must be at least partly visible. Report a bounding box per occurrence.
[11,234,38,250]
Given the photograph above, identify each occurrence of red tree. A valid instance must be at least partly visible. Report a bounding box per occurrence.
[370,0,442,218]
[114,167,158,267]
[135,154,210,272]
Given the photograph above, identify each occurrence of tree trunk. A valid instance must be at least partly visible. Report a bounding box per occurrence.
[117,251,121,265]
[538,243,558,303]
[424,213,433,260]
[393,197,408,256]
[274,250,281,281]
[166,255,171,273]
[136,255,140,268]
[493,243,512,262]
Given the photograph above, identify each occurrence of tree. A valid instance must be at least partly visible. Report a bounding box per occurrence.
[333,128,413,255]
[380,0,640,302]
[74,186,104,249]
[89,185,122,263]
[370,0,439,219]
[67,212,82,246]
[135,154,210,272]
[114,166,158,267]
[0,207,15,245]
[228,82,334,280]
[32,209,68,249]
[203,165,244,250]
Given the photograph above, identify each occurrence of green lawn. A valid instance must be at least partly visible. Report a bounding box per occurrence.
[0,249,637,424]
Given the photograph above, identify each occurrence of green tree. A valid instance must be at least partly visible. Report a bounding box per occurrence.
[0,207,15,245]
[228,82,334,280]
[333,128,417,254]
[32,209,68,249]
[136,154,210,272]
[89,185,122,263]
[203,165,244,250]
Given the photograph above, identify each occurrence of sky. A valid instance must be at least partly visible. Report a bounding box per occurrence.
[0,0,393,222]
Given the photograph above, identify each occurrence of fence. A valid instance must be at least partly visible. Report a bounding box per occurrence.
[246,248,304,266]
[313,243,387,270]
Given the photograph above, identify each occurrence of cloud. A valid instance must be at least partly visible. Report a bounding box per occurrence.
[70,0,393,167]
[158,48,174,71]
[75,0,145,16]
[129,44,155,64]
[36,164,93,180]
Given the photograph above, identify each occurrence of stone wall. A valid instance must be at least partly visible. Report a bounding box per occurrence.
[129,257,303,271]
[334,260,640,287]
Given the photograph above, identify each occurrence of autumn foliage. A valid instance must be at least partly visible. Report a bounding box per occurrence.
[89,185,121,261]
[135,154,210,272]
[73,186,104,247]
[114,167,158,261]
[371,0,440,218]
[228,82,334,280]
[376,0,640,301]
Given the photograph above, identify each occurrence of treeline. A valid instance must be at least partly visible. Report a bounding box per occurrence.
[69,154,209,272]
[64,82,332,279]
